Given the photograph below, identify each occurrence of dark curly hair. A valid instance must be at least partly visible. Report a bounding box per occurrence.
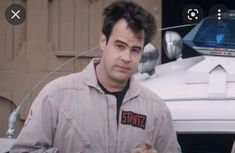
[102,1,156,45]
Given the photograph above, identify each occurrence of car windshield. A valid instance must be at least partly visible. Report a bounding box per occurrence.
[194,18,235,48]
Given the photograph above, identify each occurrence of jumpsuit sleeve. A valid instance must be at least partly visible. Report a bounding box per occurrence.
[10,86,59,153]
[154,104,182,153]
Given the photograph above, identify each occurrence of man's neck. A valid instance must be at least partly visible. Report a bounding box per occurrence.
[96,63,127,92]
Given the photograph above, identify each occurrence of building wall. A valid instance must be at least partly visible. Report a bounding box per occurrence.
[0,0,162,137]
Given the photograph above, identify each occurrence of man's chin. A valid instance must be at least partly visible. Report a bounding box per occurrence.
[111,70,133,83]
[113,75,130,84]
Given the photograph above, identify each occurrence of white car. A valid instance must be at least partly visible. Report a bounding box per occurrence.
[136,10,235,153]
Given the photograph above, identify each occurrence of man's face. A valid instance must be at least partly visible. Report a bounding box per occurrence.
[100,19,144,84]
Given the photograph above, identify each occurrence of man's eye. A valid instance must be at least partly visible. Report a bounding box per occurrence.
[116,44,125,49]
[131,49,141,54]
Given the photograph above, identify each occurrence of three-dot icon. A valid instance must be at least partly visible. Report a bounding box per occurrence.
[209,4,228,20]
[218,9,221,20]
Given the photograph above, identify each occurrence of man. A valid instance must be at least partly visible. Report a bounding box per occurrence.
[10,1,181,153]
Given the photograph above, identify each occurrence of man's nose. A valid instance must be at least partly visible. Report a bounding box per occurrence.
[121,50,131,62]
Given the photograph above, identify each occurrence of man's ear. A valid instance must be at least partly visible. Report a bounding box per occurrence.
[100,34,107,51]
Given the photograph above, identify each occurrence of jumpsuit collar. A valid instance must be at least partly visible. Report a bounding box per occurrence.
[82,58,104,93]
[82,58,142,100]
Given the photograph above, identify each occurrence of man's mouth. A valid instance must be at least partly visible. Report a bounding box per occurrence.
[116,66,131,72]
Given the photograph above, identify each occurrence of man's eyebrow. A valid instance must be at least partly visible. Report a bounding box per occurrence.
[114,40,143,50]
[114,40,128,45]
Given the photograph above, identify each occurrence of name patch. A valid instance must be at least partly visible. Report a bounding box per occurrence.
[121,111,146,129]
